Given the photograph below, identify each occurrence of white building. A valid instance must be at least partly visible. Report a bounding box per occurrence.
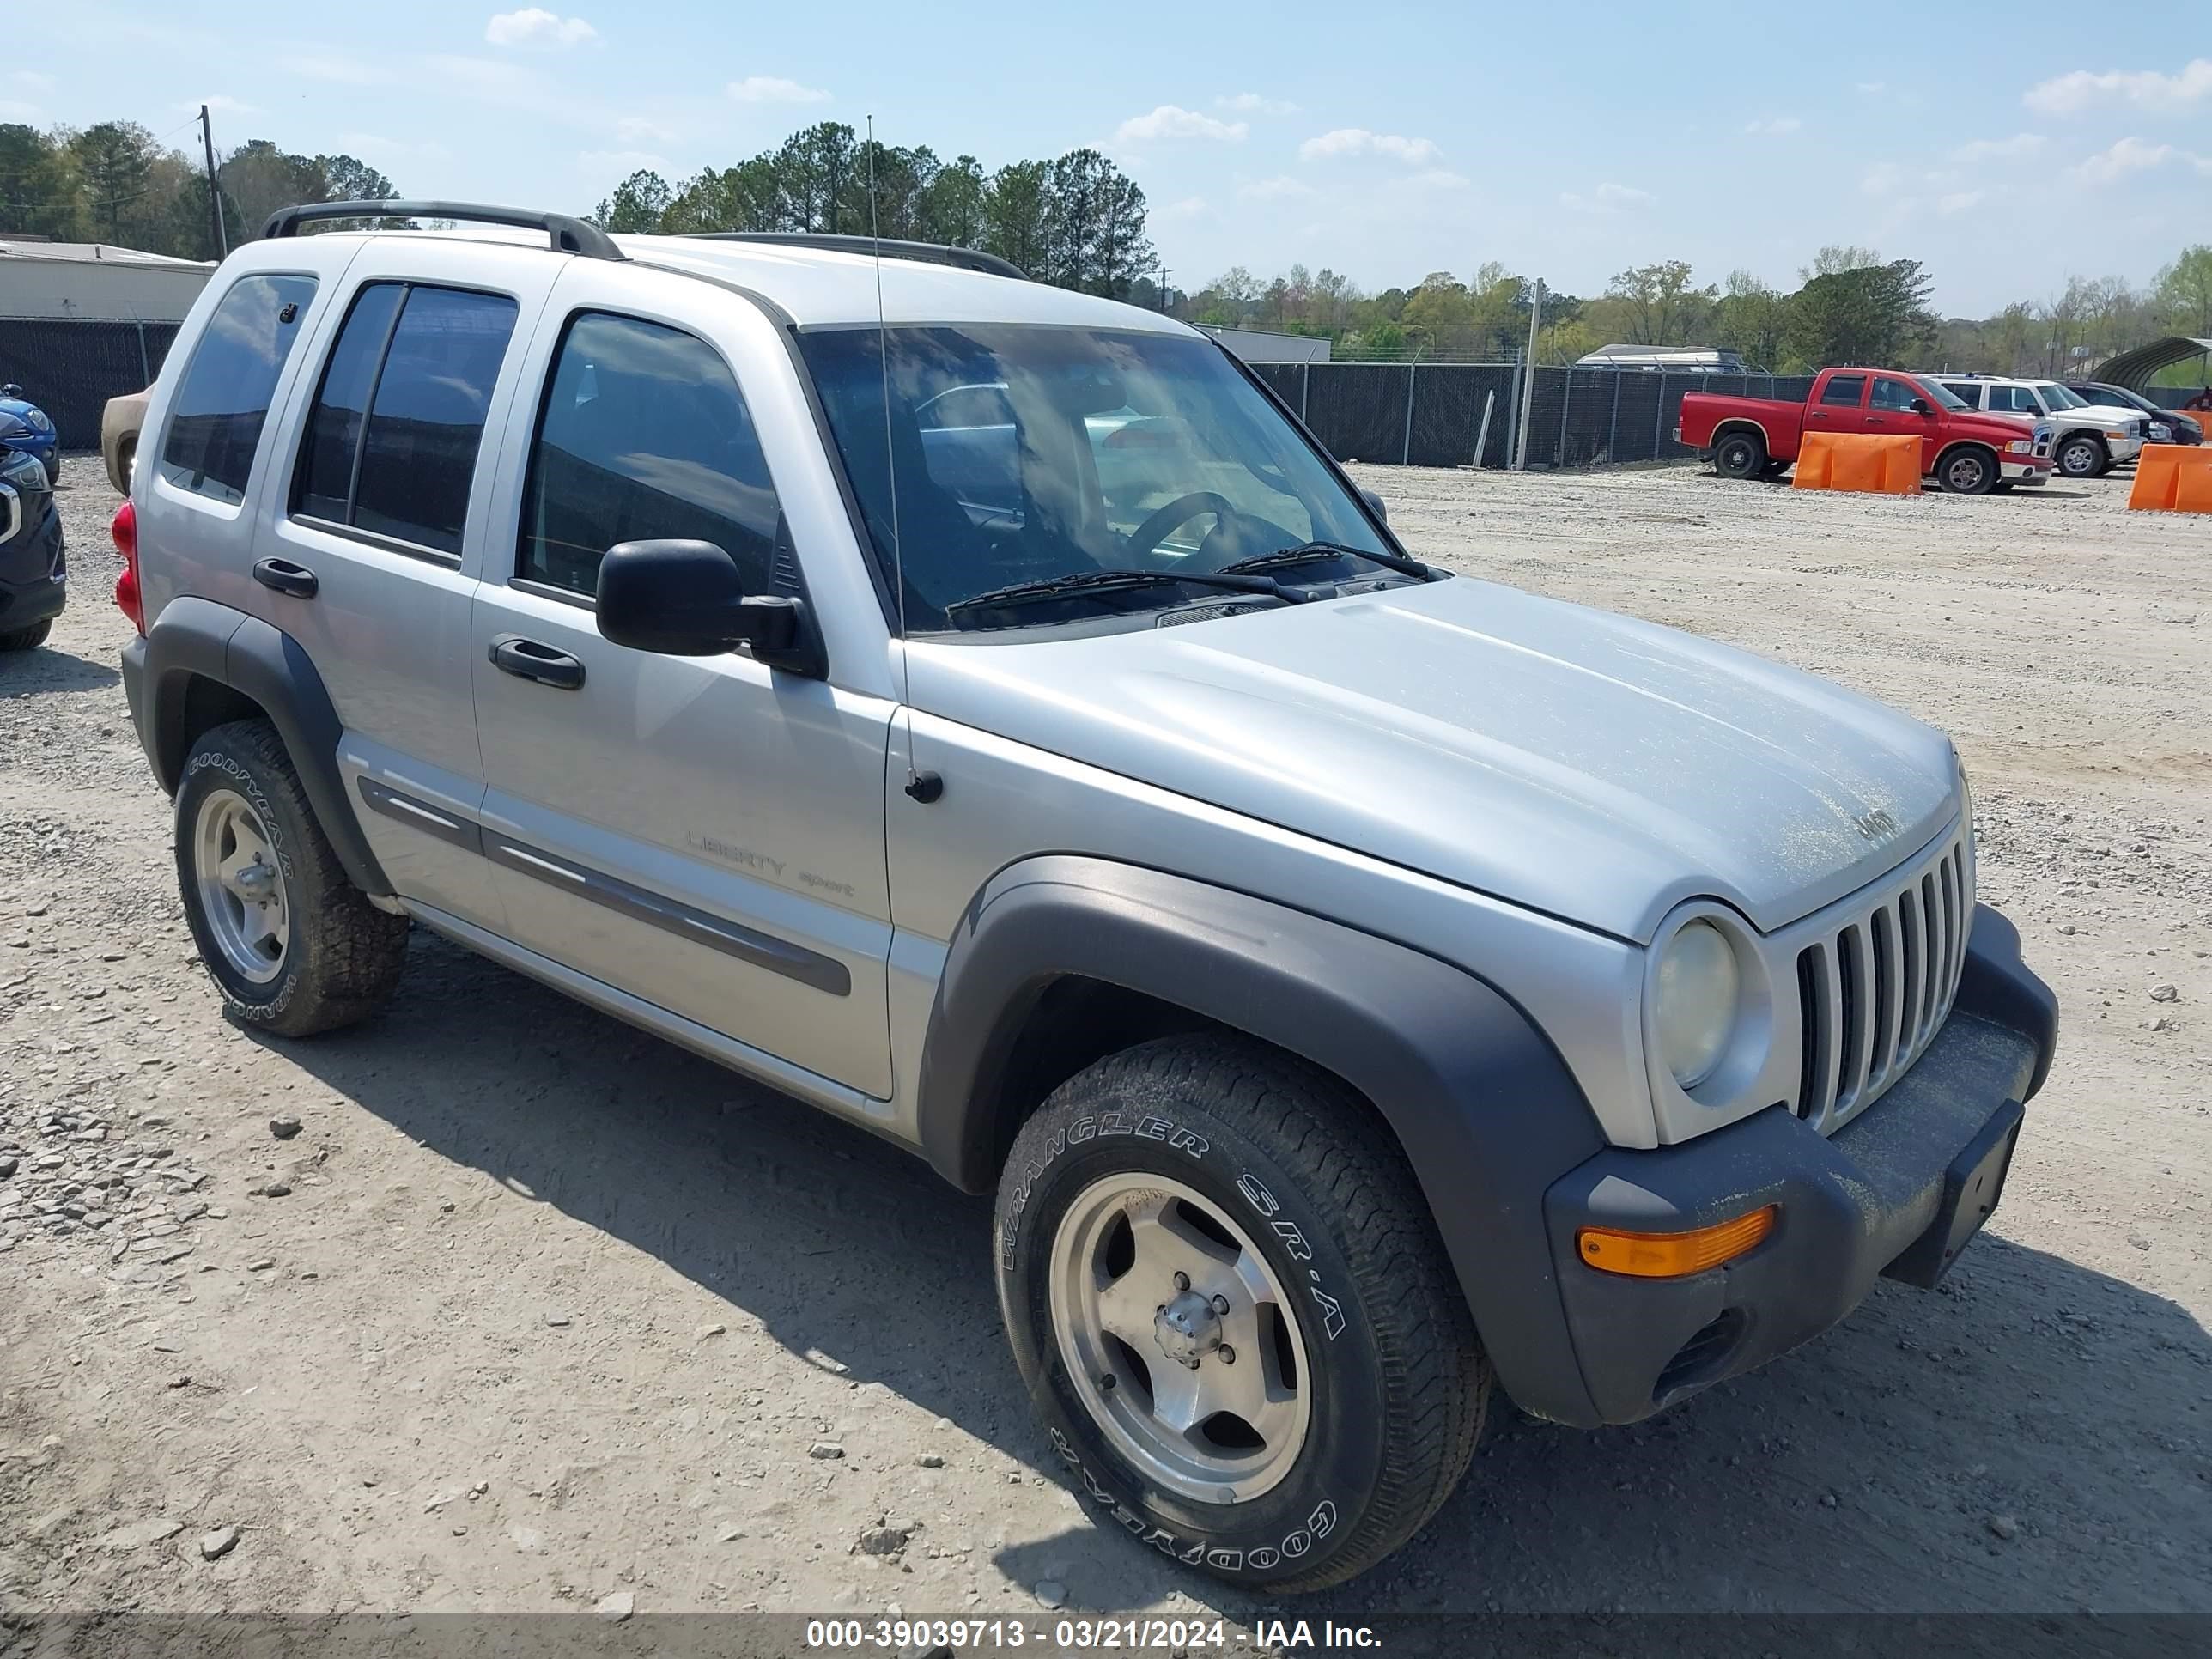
[0,240,216,323]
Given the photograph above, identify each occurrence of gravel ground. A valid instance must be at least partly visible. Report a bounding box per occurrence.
[2,453,2207,1632]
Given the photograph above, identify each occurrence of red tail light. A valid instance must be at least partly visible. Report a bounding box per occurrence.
[111,500,143,634]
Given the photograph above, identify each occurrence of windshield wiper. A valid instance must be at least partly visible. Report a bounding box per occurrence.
[945,567,1305,618]
[1219,540,1436,580]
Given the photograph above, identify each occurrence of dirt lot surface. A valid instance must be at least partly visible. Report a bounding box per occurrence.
[3,454,2207,1634]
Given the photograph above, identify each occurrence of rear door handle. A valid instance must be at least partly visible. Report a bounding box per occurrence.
[489,634,586,690]
[252,557,318,599]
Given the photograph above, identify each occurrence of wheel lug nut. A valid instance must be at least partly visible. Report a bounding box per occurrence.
[1173,1272,1190,1292]
[1211,1294,1230,1316]
[1218,1346,1236,1364]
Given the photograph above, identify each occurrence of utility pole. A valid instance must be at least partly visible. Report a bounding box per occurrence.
[1514,277,1544,470]
[199,105,227,258]
[1158,263,1170,314]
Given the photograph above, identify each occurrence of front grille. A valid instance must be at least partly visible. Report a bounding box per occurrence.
[1793,828,1972,1132]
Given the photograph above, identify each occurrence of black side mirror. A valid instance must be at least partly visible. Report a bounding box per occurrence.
[1909,398,1933,415]
[1359,486,1389,525]
[595,539,817,674]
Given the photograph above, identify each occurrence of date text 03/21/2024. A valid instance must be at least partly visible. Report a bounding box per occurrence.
[801,1616,1384,1649]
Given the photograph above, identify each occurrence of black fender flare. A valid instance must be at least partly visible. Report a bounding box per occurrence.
[915,854,1611,1425]
[127,596,392,896]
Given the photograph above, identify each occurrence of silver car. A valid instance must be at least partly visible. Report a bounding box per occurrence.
[116,204,2057,1592]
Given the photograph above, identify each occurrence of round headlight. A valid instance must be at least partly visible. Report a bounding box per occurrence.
[1656,920,1740,1088]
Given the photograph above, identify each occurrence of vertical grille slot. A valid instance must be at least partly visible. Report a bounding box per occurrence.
[1897,889,1923,1054]
[1917,873,1942,1037]
[1868,907,1899,1084]
[1836,922,1869,1110]
[1796,947,1825,1121]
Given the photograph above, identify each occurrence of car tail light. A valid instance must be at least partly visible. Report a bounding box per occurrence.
[112,500,143,634]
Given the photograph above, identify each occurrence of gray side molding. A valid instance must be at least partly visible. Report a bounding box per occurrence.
[915,855,1611,1425]
[136,597,392,897]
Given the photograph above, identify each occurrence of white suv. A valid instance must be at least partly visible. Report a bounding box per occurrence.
[1929,375,2148,478]
[111,201,2058,1591]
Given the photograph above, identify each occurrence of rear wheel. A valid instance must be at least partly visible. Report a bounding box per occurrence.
[2056,434,2106,479]
[995,1034,1488,1592]
[0,619,51,651]
[175,718,409,1036]
[1938,447,1997,495]
[1712,428,1767,480]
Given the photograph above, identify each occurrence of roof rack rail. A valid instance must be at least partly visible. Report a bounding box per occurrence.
[259,201,624,262]
[693,231,1027,282]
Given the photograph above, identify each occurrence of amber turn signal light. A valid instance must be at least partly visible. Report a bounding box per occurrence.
[1577,1205,1778,1279]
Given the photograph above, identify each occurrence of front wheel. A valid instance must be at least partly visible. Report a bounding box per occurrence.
[1711,428,1767,480]
[1939,447,1998,495]
[0,618,51,651]
[2056,434,2106,478]
[995,1035,1488,1592]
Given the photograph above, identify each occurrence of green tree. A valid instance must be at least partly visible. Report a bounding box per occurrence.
[0,124,78,239]
[2154,245,2212,337]
[1605,260,1717,346]
[70,121,160,242]
[981,159,1049,276]
[1713,270,1788,368]
[1801,244,1882,282]
[594,169,672,233]
[917,155,986,246]
[1784,258,1938,368]
[220,139,326,238]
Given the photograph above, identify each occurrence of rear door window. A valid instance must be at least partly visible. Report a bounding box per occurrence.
[159,273,319,505]
[289,283,519,556]
[1819,374,1866,407]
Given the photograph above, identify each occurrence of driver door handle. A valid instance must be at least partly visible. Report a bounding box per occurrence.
[489,635,586,690]
[252,557,318,599]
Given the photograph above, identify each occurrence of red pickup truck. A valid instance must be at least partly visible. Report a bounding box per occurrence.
[1677,367,2056,494]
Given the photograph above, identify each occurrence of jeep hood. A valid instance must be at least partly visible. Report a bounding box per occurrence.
[905,576,1960,942]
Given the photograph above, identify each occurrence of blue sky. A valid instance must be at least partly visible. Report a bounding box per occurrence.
[32,2,2212,314]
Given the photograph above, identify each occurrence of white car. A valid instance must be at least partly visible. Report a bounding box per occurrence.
[1929,375,2149,479]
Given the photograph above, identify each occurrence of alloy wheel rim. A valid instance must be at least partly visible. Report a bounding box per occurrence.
[192,788,289,984]
[1049,1171,1313,1505]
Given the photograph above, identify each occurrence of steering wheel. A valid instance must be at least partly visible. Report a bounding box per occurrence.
[1125,492,1237,560]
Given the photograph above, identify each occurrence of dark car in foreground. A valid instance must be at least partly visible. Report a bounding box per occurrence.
[0,446,64,649]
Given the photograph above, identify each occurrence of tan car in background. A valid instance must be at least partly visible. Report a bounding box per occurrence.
[101,386,151,493]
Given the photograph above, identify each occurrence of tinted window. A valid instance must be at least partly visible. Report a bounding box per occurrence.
[292,282,406,524]
[159,273,319,505]
[1869,377,1920,411]
[1939,382,1981,407]
[1819,374,1866,407]
[520,312,782,597]
[1987,385,2036,415]
[350,287,518,554]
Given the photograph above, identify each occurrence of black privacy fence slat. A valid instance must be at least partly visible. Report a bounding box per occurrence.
[1255,361,1823,471]
[0,319,179,449]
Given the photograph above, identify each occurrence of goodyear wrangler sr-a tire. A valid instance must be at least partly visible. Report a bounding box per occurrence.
[994,1034,1489,1592]
[174,718,410,1037]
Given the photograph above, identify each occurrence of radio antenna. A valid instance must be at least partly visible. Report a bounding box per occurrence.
[867,116,911,710]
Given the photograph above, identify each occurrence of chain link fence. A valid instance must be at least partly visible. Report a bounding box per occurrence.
[1259,362,1816,471]
[0,319,180,450]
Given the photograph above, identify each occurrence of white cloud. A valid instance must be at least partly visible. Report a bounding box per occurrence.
[1860,161,1908,195]
[2027,58,2212,114]
[727,75,830,105]
[1239,175,1314,200]
[2063,135,2212,183]
[1299,128,1440,164]
[1856,81,1886,94]
[1951,132,2045,161]
[617,115,679,146]
[1744,116,1802,135]
[1161,196,1209,221]
[1937,190,1986,215]
[580,149,670,178]
[1115,105,1247,144]
[1218,92,1297,116]
[485,9,599,48]
[1412,169,1472,191]
[1559,180,1654,212]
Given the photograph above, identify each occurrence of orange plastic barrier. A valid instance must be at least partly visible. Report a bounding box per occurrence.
[2127,443,2212,514]
[1791,431,1923,495]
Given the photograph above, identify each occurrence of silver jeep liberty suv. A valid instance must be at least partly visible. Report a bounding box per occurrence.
[113,201,2057,1591]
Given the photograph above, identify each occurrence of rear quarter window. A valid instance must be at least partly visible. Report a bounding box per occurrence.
[159,273,319,505]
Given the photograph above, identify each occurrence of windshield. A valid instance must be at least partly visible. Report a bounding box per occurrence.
[2038,383,2087,410]
[798,324,1393,633]
[1916,377,1970,411]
